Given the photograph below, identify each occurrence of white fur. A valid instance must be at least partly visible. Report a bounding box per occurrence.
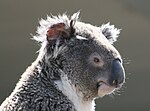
[55,69,95,111]
[76,35,88,40]
[100,22,121,44]
[53,40,67,59]
[37,41,48,60]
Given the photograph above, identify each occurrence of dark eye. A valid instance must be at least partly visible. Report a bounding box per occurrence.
[89,52,104,67]
[93,57,100,63]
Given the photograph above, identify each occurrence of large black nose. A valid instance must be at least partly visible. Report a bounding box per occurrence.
[109,59,125,87]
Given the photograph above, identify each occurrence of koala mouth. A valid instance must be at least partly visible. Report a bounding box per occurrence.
[97,81,116,97]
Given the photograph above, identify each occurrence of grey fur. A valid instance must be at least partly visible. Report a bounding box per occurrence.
[0,12,125,111]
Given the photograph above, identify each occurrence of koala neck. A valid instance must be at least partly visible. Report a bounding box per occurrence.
[55,72,95,111]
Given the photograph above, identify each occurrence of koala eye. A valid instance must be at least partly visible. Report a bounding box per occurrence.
[89,53,104,67]
[93,57,100,63]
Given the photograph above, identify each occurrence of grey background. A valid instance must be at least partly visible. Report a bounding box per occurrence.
[0,0,150,111]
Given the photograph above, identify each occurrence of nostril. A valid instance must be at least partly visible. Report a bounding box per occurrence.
[112,80,118,86]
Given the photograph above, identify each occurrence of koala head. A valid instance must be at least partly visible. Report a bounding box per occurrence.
[34,12,125,100]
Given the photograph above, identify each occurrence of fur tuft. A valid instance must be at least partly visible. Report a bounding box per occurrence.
[100,22,121,44]
[70,11,80,24]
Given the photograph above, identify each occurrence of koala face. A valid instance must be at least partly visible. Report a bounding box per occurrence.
[34,12,125,100]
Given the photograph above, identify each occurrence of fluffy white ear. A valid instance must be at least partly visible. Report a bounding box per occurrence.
[100,22,121,44]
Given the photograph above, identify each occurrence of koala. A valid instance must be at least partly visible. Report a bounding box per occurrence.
[0,12,125,111]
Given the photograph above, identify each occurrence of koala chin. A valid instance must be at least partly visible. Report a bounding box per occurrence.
[0,11,125,111]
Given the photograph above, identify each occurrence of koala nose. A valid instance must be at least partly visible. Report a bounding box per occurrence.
[109,59,125,87]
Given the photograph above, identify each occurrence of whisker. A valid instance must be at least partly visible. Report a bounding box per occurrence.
[109,93,115,98]
[123,58,131,65]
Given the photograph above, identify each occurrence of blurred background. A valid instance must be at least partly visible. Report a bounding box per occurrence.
[0,0,150,110]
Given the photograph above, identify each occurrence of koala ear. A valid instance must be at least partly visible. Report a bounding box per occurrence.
[33,12,80,44]
[100,22,121,44]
